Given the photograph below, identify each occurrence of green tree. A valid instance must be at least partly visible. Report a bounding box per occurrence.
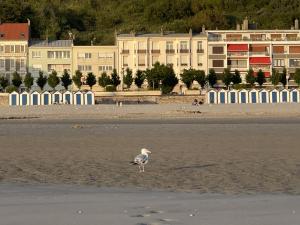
[194,70,206,89]
[123,68,133,88]
[24,72,34,91]
[134,70,145,88]
[246,68,256,87]
[280,67,287,87]
[86,72,96,90]
[36,71,47,91]
[0,76,9,92]
[5,85,18,93]
[256,69,266,87]
[61,69,72,90]
[232,70,242,84]
[12,71,22,89]
[180,69,194,89]
[47,70,60,90]
[72,70,83,90]
[270,69,281,86]
[222,68,233,88]
[207,69,217,88]
[294,68,300,87]
[98,72,112,87]
[111,69,121,87]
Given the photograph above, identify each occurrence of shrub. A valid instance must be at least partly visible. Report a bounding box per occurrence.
[256,69,266,87]
[12,71,22,89]
[86,72,96,90]
[134,70,145,88]
[24,72,34,91]
[207,69,217,87]
[61,69,72,90]
[98,72,112,87]
[0,76,9,91]
[48,70,60,90]
[36,71,47,91]
[72,70,83,90]
[6,85,18,93]
[123,68,133,88]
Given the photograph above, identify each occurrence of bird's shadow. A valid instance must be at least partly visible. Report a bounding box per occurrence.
[173,163,217,170]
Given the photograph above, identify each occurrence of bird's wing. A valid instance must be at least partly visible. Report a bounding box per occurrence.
[134,154,148,164]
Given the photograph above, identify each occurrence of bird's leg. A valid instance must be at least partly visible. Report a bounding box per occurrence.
[142,165,145,172]
[139,165,142,172]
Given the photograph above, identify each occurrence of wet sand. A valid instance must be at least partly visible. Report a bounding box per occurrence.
[0,184,299,225]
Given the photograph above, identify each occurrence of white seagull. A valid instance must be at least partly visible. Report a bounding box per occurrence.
[132,148,151,172]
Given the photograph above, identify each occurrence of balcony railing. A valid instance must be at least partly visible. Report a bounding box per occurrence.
[227,52,248,57]
[137,49,147,54]
[249,52,270,56]
[197,49,204,53]
[166,49,175,54]
[180,49,190,53]
[121,50,130,54]
[151,49,160,54]
[138,64,146,66]
[180,63,188,66]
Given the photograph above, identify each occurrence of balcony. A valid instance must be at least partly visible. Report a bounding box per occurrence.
[166,49,175,54]
[180,63,188,67]
[138,64,146,66]
[197,49,204,53]
[137,49,147,54]
[151,49,160,54]
[123,63,128,67]
[249,52,270,56]
[227,52,248,57]
[121,50,130,54]
[180,49,190,53]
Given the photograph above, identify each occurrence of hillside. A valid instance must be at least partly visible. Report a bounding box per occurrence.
[1,0,300,45]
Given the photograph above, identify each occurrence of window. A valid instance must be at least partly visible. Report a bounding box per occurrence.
[212,60,224,67]
[212,46,224,54]
[85,65,92,71]
[197,41,203,50]
[20,45,25,53]
[228,60,247,68]
[10,59,15,69]
[166,55,173,65]
[289,59,300,67]
[0,59,4,69]
[197,56,202,66]
[152,42,159,50]
[123,56,128,66]
[5,59,10,71]
[20,59,25,69]
[180,41,188,50]
[78,65,84,71]
[138,55,146,66]
[273,59,285,67]
[5,45,10,53]
[99,53,113,59]
[10,45,15,53]
[32,64,42,72]
[180,55,188,66]
[85,53,92,59]
[99,65,113,71]
[32,51,41,58]
[0,45,3,52]
[16,59,20,71]
[152,56,159,65]
[48,51,55,58]
[48,51,70,59]
[15,45,20,53]
[64,51,70,59]
[166,41,173,50]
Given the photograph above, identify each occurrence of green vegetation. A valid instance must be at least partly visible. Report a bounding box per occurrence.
[12,72,22,90]
[47,70,60,90]
[86,72,96,90]
[256,69,266,87]
[180,68,206,89]
[2,0,300,45]
[61,70,73,90]
[72,70,83,90]
[134,70,145,88]
[0,76,9,92]
[246,68,256,87]
[24,72,34,91]
[123,68,133,88]
[222,68,233,89]
[270,69,281,86]
[36,71,47,91]
[207,69,217,88]
[98,72,112,88]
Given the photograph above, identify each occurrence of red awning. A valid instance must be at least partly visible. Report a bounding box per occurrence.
[227,44,248,52]
[249,57,271,65]
[254,71,271,78]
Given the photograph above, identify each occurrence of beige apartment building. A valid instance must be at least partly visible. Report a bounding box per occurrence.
[0,22,29,83]
[116,29,208,83]
[72,45,117,90]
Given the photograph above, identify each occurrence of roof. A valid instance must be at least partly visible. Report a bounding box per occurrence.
[30,40,73,47]
[117,32,206,38]
[0,23,29,41]
[249,57,271,64]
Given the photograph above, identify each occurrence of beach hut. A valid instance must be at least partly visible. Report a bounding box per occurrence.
[41,91,52,105]
[217,89,228,104]
[259,89,269,103]
[270,89,280,103]
[63,91,73,104]
[30,91,41,106]
[249,89,259,104]
[228,89,239,104]
[280,89,290,103]
[20,91,30,106]
[9,91,19,106]
[74,91,84,105]
[84,91,95,105]
[290,89,300,103]
[207,90,217,104]
[52,91,62,104]
[238,89,249,104]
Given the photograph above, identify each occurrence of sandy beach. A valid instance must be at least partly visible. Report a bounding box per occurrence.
[0,104,300,224]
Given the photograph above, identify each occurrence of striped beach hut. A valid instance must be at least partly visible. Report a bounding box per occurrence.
[74,91,84,105]
[41,91,52,105]
[249,89,259,104]
[259,89,269,103]
[217,89,228,104]
[270,89,280,103]
[228,89,239,104]
[290,89,300,103]
[20,91,30,106]
[52,91,62,104]
[207,90,217,104]
[239,89,249,104]
[63,91,73,104]
[84,91,95,105]
[280,89,290,103]
[9,91,19,106]
[30,91,41,105]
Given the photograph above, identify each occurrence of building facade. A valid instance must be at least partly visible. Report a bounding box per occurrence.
[0,22,30,82]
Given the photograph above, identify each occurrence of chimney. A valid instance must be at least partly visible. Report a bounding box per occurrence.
[236,24,241,30]
[243,17,249,30]
[189,28,192,37]
[201,25,206,33]
[295,19,299,30]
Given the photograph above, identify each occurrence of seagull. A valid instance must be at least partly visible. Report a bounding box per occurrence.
[131,148,151,172]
